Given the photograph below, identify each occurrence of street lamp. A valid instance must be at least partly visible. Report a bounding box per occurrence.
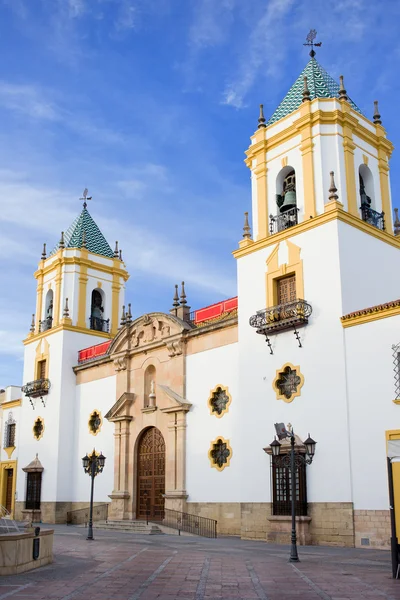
[81,449,106,541]
[272,423,317,562]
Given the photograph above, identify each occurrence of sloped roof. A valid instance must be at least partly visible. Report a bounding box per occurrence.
[267,57,363,126]
[51,205,114,258]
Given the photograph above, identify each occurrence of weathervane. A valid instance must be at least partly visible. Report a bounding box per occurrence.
[304,29,322,57]
[80,188,92,209]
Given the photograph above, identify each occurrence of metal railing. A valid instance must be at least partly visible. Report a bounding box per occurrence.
[149,506,217,538]
[39,317,53,332]
[360,204,385,230]
[269,207,299,234]
[66,503,109,525]
[21,378,51,399]
[89,317,110,333]
[249,299,312,335]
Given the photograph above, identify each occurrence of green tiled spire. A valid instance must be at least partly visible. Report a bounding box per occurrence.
[51,206,114,258]
[267,58,363,126]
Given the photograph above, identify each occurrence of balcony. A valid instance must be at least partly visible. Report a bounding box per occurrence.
[269,207,299,235]
[249,299,312,336]
[39,317,52,332]
[89,316,110,333]
[360,204,385,231]
[22,379,51,408]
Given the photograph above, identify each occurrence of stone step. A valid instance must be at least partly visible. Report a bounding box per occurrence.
[93,520,164,535]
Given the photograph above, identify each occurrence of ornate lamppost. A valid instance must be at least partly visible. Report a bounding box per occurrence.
[82,449,106,541]
[271,423,316,562]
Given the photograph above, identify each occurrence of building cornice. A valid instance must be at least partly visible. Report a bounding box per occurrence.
[341,299,400,328]
[24,324,112,346]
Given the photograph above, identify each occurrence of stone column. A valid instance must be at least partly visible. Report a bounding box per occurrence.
[163,408,188,513]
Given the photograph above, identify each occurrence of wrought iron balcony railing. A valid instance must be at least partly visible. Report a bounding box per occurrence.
[22,379,51,402]
[269,207,299,235]
[89,317,110,333]
[249,299,312,336]
[360,204,385,231]
[39,317,53,332]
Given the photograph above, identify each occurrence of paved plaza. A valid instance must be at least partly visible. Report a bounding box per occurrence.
[1,525,400,600]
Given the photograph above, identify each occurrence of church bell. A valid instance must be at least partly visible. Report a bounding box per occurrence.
[280,171,297,212]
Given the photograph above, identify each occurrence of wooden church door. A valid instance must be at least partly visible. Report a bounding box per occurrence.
[137,427,165,520]
[5,469,13,514]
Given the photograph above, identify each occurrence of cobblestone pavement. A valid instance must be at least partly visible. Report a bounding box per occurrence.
[1,525,400,600]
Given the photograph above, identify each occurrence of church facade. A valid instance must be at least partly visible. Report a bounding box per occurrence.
[4,54,400,549]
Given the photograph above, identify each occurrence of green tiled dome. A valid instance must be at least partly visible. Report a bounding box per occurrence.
[51,206,114,258]
[267,58,364,126]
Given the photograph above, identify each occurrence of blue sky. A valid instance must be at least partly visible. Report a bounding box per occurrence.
[1,0,400,387]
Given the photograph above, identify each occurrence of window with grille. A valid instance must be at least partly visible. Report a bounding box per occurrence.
[37,360,46,380]
[25,472,42,510]
[393,343,400,401]
[3,413,16,448]
[271,454,307,516]
[277,275,296,305]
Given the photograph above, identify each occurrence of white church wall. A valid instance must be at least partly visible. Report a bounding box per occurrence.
[344,315,400,510]
[186,342,239,502]
[72,376,116,503]
[236,220,353,504]
[337,221,399,315]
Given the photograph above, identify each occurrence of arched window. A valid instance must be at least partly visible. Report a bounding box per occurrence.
[4,412,16,448]
[272,167,298,233]
[40,290,53,332]
[90,289,108,332]
[144,365,156,408]
[359,164,375,209]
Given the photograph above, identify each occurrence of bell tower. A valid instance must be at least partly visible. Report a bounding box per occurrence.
[17,194,129,523]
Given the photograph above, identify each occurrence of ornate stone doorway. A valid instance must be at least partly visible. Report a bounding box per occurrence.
[137,427,165,520]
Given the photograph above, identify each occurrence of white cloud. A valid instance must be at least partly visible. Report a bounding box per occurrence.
[189,0,236,50]
[114,0,137,31]
[68,0,85,18]
[0,82,59,120]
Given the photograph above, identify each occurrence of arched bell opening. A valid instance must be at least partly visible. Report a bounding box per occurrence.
[136,427,165,521]
[359,164,375,210]
[40,290,53,332]
[271,166,299,233]
[90,289,108,332]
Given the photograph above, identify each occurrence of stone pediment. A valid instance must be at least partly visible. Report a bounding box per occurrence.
[158,384,191,413]
[105,392,135,422]
[109,312,191,356]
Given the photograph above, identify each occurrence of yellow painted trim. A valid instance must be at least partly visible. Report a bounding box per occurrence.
[393,400,400,405]
[208,436,232,472]
[53,259,62,327]
[33,416,45,441]
[207,384,232,419]
[272,362,304,403]
[24,323,112,346]
[34,254,129,282]
[299,102,316,219]
[34,339,50,380]
[342,119,358,216]
[386,430,400,441]
[1,399,21,410]
[111,267,121,336]
[77,258,88,329]
[88,409,103,436]
[266,241,304,308]
[386,429,400,538]
[378,153,393,233]
[0,460,17,517]
[35,275,44,334]
[255,164,268,241]
[233,205,400,259]
[341,305,400,328]
[4,447,15,459]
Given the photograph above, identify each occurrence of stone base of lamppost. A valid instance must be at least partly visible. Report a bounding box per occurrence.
[267,516,312,545]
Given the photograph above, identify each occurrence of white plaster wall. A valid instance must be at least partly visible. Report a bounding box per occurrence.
[186,343,238,502]
[72,376,116,502]
[251,172,258,240]
[344,315,400,509]
[236,221,353,504]
[316,132,347,212]
[4,387,21,402]
[337,221,400,315]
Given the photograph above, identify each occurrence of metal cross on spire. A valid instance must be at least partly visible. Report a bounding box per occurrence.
[303,29,322,57]
[80,188,92,209]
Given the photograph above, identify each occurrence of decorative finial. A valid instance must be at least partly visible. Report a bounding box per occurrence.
[82,230,87,249]
[41,243,47,260]
[63,298,70,318]
[373,100,382,125]
[258,104,266,129]
[180,281,187,306]
[394,208,400,236]
[303,29,322,57]
[119,249,122,261]
[126,303,132,324]
[329,171,339,201]
[120,305,126,327]
[173,284,179,308]
[59,231,65,249]
[30,314,35,334]
[339,75,348,102]
[302,76,311,103]
[243,212,251,239]
[80,188,92,209]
